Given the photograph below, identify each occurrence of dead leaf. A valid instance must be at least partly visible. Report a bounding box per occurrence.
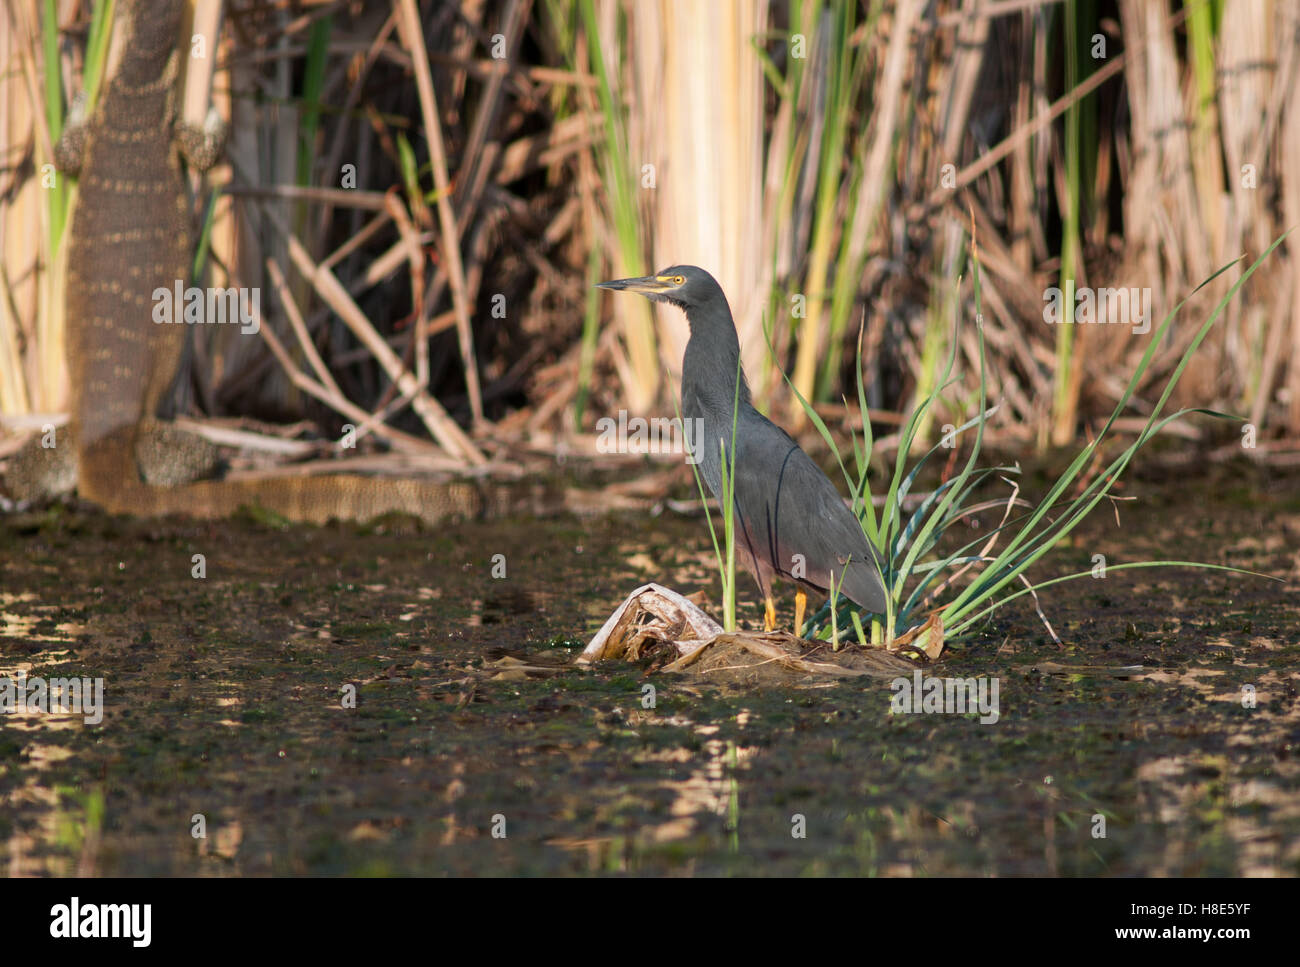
[578,583,723,664]
[890,610,945,660]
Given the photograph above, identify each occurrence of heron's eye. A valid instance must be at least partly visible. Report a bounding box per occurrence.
[672,275,685,285]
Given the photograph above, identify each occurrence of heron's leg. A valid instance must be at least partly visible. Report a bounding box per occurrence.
[763,596,777,632]
[794,590,807,636]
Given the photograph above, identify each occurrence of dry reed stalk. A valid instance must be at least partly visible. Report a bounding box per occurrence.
[244,163,485,464]
[396,0,484,426]
[636,0,767,384]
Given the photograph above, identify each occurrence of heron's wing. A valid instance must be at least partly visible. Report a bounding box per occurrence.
[738,418,888,613]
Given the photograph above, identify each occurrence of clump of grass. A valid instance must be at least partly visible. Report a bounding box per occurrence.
[794,230,1286,648]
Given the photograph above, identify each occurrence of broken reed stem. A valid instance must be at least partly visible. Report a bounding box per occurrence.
[395,0,484,426]
[254,262,432,455]
[244,165,485,464]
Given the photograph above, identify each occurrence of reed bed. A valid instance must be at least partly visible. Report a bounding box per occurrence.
[1,0,1297,474]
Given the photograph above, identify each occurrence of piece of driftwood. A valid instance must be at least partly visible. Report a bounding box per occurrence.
[578,583,723,665]
[581,585,922,680]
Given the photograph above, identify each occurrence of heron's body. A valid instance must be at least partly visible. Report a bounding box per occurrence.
[599,265,888,630]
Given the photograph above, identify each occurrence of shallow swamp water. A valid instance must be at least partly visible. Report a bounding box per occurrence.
[1,457,1297,876]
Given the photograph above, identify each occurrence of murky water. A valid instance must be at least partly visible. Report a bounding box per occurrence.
[1,461,1297,875]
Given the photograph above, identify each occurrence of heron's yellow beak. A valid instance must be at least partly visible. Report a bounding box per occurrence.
[595,274,679,295]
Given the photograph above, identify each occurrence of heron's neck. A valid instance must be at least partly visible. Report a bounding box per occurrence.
[683,306,752,412]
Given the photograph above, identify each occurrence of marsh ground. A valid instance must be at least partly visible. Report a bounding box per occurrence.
[1,457,1297,876]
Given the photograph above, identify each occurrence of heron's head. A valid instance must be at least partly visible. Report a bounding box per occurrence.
[595,264,724,311]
